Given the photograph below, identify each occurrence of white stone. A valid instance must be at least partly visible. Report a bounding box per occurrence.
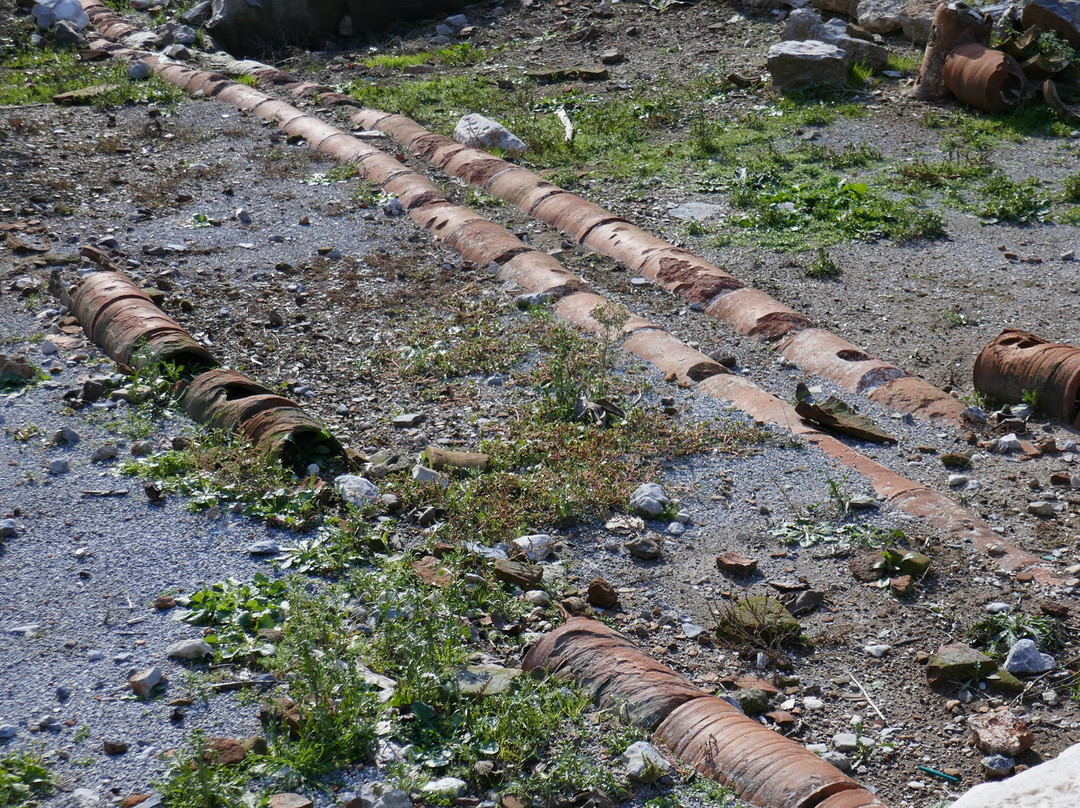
[512,533,555,561]
[782,9,889,69]
[834,732,859,752]
[622,740,673,783]
[857,0,907,33]
[421,777,467,798]
[1028,501,1056,517]
[804,696,825,710]
[33,0,89,31]
[948,474,969,488]
[950,742,1080,807]
[629,482,670,517]
[767,40,849,92]
[1003,639,1055,675]
[411,464,448,488]
[166,639,213,660]
[453,114,526,156]
[996,433,1022,453]
[865,644,891,658]
[335,475,379,507]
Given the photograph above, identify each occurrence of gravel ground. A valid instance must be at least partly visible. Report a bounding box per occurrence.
[3,1,1080,807]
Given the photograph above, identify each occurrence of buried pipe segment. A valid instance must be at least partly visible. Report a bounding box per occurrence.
[974,329,1080,426]
[68,270,343,468]
[69,270,216,371]
[349,110,967,426]
[79,0,1054,581]
[524,618,887,808]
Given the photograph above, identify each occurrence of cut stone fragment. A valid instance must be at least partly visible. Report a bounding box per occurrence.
[767,40,849,92]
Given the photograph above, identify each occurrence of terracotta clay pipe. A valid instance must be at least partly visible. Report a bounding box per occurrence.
[349,109,968,427]
[78,0,1053,583]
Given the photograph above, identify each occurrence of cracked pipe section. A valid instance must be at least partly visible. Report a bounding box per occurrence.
[525,617,888,808]
[349,109,966,426]
[974,329,1080,426]
[70,270,216,371]
[79,0,1052,582]
[68,268,343,467]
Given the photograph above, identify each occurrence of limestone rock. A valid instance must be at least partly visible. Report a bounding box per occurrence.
[420,777,467,798]
[166,639,213,660]
[898,0,943,45]
[812,0,859,15]
[857,0,907,33]
[783,9,889,69]
[335,474,379,507]
[949,741,1080,807]
[453,113,526,155]
[629,482,670,517]
[1003,638,1055,675]
[767,40,850,92]
[622,740,672,783]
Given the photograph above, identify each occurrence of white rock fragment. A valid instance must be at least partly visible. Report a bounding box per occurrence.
[335,475,379,507]
[622,740,672,783]
[166,639,213,660]
[629,482,670,517]
[453,113,526,156]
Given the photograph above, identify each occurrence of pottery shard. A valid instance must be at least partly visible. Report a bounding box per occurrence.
[716,551,758,576]
[203,737,246,767]
[767,41,850,92]
[1022,0,1080,48]
[522,617,707,729]
[128,666,163,699]
[969,710,1034,756]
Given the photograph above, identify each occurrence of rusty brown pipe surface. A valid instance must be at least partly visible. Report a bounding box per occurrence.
[69,270,216,370]
[68,266,343,467]
[525,618,888,808]
[349,109,967,427]
[974,329,1080,426]
[79,0,1052,582]
[943,42,1029,113]
[180,369,345,465]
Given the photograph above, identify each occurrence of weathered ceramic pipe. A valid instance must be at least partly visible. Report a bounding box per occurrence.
[79,0,1051,582]
[525,618,889,808]
[349,109,967,426]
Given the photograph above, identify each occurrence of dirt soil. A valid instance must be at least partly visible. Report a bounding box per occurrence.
[2,1,1080,808]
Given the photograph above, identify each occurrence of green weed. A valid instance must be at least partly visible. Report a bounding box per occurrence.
[0,749,53,806]
[804,247,841,279]
[770,518,902,550]
[157,732,254,808]
[967,611,1064,658]
[173,573,289,662]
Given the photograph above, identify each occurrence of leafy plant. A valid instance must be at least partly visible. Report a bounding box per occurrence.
[173,573,289,662]
[973,173,1052,224]
[805,248,841,279]
[0,749,52,806]
[157,732,255,808]
[967,611,1064,658]
[770,518,902,549]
